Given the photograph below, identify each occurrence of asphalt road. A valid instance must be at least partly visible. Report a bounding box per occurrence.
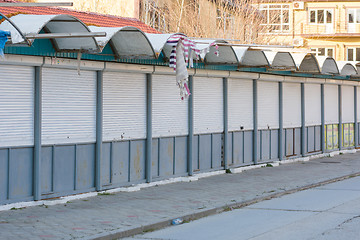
[125,176,360,240]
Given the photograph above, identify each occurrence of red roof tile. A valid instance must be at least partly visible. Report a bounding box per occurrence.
[0,0,159,33]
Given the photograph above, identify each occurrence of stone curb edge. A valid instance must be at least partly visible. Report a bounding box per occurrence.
[86,171,360,240]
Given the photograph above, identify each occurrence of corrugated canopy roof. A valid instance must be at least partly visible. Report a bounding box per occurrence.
[90,26,156,59]
[0,14,100,52]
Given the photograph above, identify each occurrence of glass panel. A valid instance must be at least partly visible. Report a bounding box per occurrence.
[319,48,325,56]
[348,9,355,23]
[283,5,289,9]
[310,10,316,23]
[327,49,334,57]
[260,10,268,23]
[326,10,332,23]
[348,48,354,61]
[356,48,360,61]
[283,9,289,23]
[270,9,281,24]
[356,9,360,23]
[283,25,290,31]
[318,10,324,24]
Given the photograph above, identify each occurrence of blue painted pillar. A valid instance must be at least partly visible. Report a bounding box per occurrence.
[321,84,326,152]
[355,86,358,148]
[338,85,342,150]
[188,75,194,176]
[253,79,258,164]
[301,83,306,156]
[146,73,152,183]
[95,71,103,191]
[223,77,229,169]
[279,82,284,161]
[34,66,42,201]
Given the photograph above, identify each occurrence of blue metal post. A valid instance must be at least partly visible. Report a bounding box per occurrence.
[146,73,152,183]
[301,83,306,156]
[188,75,194,176]
[223,77,229,169]
[355,86,358,148]
[339,85,342,150]
[321,84,326,152]
[279,82,284,161]
[253,79,258,164]
[34,66,42,201]
[95,71,103,191]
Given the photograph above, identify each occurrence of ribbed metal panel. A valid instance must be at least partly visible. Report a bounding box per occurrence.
[228,78,253,131]
[258,81,279,129]
[0,65,34,147]
[42,68,96,145]
[305,83,321,126]
[342,85,354,123]
[324,84,339,124]
[283,82,301,128]
[194,77,223,134]
[103,72,146,141]
[152,75,188,138]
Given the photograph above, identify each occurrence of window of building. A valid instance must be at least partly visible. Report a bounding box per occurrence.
[347,47,360,61]
[309,9,333,24]
[216,8,235,36]
[311,47,334,58]
[259,4,290,32]
[348,9,360,23]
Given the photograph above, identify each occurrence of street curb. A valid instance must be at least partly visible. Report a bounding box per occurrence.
[88,171,360,240]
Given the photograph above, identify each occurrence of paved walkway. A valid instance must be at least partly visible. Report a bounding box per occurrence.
[1,152,360,240]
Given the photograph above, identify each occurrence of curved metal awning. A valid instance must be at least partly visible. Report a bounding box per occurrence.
[233,46,269,67]
[316,56,339,75]
[298,53,320,73]
[195,39,238,64]
[89,26,156,59]
[146,33,187,59]
[0,14,100,52]
[264,51,297,70]
[336,62,358,76]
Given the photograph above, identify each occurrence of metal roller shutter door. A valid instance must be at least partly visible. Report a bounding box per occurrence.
[258,81,279,129]
[0,65,34,147]
[194,77,223,134]
[324,84,339,124]
[42,68,96,145]
[305,83,321,126]
[103,72,146,141]
[152,75,188,138]
[342,85,354,123]
[283,82,301,128]
[228,78,253,131]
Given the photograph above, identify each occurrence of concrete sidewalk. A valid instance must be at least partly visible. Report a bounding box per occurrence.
[1,152,360,240]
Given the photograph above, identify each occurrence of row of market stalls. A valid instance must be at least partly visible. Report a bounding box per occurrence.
[1,13,359,75]
[0,13,359,205]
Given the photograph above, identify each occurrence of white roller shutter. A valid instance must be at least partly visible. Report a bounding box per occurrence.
[103,72,146,141]
[228,78,253,131]
[42,68,96,145]
[342,85,354,123]
[283,82,301,128]
[324,84,339,124]
[194,77,223,134]
[0,65,34,147]
[305,83,321,126]
[258,81,279,129]
[152,75,188,138]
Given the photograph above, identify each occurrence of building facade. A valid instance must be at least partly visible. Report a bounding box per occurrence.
[256,0,360,62]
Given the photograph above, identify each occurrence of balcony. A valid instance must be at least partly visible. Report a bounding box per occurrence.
[299,22,360,38]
